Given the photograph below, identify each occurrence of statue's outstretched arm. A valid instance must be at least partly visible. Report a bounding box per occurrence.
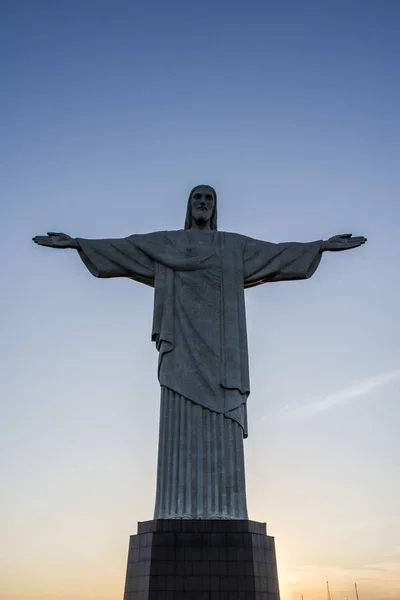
[243,232,367,288]
[33,231,155,284]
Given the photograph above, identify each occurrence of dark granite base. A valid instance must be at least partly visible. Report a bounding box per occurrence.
[123,519,280,600]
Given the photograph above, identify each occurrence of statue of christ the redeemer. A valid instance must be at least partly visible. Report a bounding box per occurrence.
[33,185,366,520]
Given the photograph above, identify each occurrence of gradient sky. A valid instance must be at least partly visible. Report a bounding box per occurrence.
[1,1,399,599]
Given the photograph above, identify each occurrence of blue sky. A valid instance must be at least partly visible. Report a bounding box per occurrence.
[1,1,399,599]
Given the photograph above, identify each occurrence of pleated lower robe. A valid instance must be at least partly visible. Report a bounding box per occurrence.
[153,387,248,520]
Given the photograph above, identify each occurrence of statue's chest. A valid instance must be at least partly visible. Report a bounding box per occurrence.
[175,236,220,258]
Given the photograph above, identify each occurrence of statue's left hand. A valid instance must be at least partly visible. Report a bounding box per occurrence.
[32,232,80,249]
[321,233,367,252]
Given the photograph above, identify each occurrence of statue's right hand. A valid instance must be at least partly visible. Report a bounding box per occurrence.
[32,232,79,249]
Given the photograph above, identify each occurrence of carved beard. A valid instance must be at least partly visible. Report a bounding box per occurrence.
[194,213,210,225]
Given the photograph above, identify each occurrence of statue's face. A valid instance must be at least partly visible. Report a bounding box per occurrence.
[190,186,215,226]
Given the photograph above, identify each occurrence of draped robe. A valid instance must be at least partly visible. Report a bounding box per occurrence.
[77,230,322,519]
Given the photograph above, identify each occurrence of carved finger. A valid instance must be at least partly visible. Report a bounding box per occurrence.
[346,242,364,249]
[33,238,51,243]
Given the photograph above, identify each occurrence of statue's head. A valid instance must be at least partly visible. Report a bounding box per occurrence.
[184,185,218,230]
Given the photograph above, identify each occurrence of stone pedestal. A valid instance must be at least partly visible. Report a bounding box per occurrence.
[123,519,280,599]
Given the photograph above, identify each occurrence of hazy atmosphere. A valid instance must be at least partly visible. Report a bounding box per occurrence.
[1,1,399,599]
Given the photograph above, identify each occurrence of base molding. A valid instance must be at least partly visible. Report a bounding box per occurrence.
[123,519,280,599]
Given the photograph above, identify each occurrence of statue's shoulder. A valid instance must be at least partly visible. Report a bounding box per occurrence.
[127,230,183,243]
[219,231,248,248]
[156,230,186,244]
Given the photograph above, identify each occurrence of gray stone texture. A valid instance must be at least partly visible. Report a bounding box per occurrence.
[32,187,366,522]
[123,519,280,600]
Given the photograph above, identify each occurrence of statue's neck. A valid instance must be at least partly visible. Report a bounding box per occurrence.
[190,221,212,231]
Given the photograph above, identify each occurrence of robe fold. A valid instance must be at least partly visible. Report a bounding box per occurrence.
[77,230,322,519]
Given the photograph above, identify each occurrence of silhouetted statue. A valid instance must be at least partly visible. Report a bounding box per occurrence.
[33,185,366,519]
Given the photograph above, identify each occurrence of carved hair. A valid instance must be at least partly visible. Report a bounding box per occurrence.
[184,185,218,230]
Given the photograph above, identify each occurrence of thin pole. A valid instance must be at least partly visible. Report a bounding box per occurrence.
[326,580,332,600]
[355,582,360,600]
